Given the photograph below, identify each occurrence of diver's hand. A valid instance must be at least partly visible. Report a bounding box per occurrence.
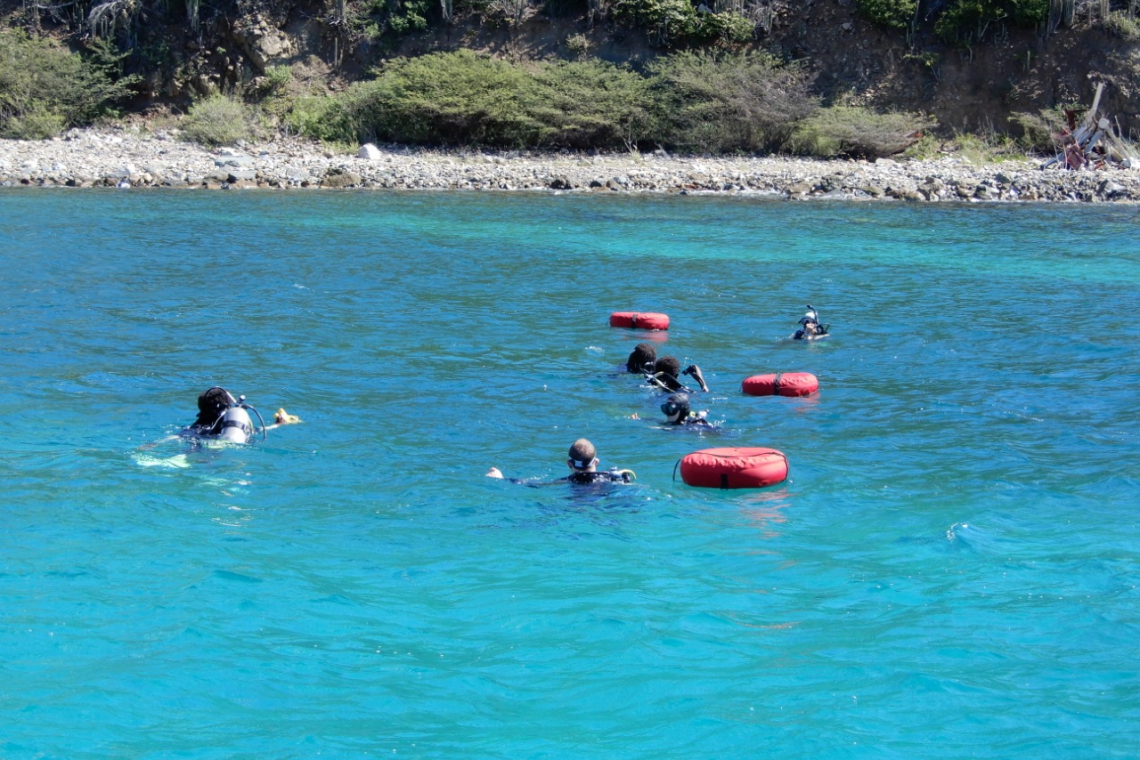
[486,467,504,479]
[275,408,302,425]
[684,365,709,392]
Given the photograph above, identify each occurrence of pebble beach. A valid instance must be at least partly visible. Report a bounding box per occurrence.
[3,126,1140,202]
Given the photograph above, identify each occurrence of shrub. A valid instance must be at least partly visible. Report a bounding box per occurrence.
[389,0,430,33]
[286,96,355,143]
[695,11,756,44]
[935,0,1049,41]
[564,33,591,57]
[790,106,933,158]
[182,96,257,146]
[1104,10,1140,41]
[1008,107,1072,153]
[649,51,818,153]
[2,102,66,140]
[529,60,656,149]
[341,50,543,147]
[856,0,918,29]
[612,0,698,46]
[0,30,134,139]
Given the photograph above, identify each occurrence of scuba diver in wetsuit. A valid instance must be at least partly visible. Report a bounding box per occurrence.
[646,355,709,393]
[486,438,635,484]
[660,393,714,428]
[184,386,288,444]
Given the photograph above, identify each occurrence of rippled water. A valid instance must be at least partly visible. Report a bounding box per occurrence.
[2,189,1138,759]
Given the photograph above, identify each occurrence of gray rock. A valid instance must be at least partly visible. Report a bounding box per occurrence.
[321,168,362,188]
[1098,179,1126,198]
[358,143,382,160]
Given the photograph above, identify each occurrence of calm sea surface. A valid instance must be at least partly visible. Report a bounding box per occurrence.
[1,189,1138,759]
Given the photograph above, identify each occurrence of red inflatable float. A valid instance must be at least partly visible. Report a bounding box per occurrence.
[609,311,670,331]
[741,372,819,397]
[677,447,789,489]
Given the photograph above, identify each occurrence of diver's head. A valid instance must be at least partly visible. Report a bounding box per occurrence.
[567,438,598,471]
[627,342,657,374]
[195,387,234,428]
[661,393,690,424]
[654,356,682,389]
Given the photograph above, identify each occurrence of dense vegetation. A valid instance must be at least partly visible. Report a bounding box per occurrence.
[1,0,1136,152]
[274,49,930,157]
[0,29,133,138]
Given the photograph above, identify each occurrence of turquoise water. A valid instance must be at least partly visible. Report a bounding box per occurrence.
[2,189,1138,759]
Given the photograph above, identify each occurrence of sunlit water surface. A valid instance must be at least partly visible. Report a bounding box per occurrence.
[1,189,1138,759]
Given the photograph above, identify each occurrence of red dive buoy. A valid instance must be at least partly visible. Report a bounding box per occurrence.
[741,372,819,397]
[609,311,670,330]
[678,447,789,489]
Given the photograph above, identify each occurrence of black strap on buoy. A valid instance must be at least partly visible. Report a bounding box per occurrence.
[672,459,681,481]
[720,473,729,489]
[773,373,783,394]
[630,313,638,328]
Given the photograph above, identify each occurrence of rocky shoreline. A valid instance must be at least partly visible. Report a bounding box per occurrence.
[2,127,1139,202]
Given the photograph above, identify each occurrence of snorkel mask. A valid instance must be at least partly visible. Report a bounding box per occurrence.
[661,393,690,423]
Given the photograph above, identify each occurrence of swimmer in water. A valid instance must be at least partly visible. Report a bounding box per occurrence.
[660,392,713,428]
[486,438,635,484]
[183,387,300,443]
[626,342,657,374]
[646,355,709,393]
[793,304,829,340]
[138,388,300,456]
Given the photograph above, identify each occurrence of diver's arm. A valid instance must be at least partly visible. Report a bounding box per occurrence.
[138,434,180,450]
[684,365,709,392]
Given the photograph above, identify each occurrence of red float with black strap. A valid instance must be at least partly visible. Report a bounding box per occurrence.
[609,311,670,331]
[741,372,819,397]
[677,447,789,489]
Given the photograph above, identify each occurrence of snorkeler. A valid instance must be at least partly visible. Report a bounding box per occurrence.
[646,356,709,393]
[793,304,829,341]
[486,438,635,484]
[660,393,713,428]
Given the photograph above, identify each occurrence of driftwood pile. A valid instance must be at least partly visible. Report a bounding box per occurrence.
[1044,83,1140,171]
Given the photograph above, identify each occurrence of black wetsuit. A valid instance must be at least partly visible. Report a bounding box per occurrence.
[646,371,693,393]
[565,469,633,484]
[507,469,633,486]
[671,415,714,428]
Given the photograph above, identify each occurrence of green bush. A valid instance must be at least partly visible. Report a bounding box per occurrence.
[0,30,134,139]
[1104,10,1140,41]
[935,0,1049,41]
[1007,106,1075,153]
[612,0,753,47]
[791,106,932,158]
[695,11,756,43]
[286,96,355,143]
[181,96,257,146]
[612,0,700,46]
[529,60,656,149]
[341,50,544,147]
[856,0,918,30]
[648,51,818,153]
[2,102,66,140]
[389,0,430,34]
